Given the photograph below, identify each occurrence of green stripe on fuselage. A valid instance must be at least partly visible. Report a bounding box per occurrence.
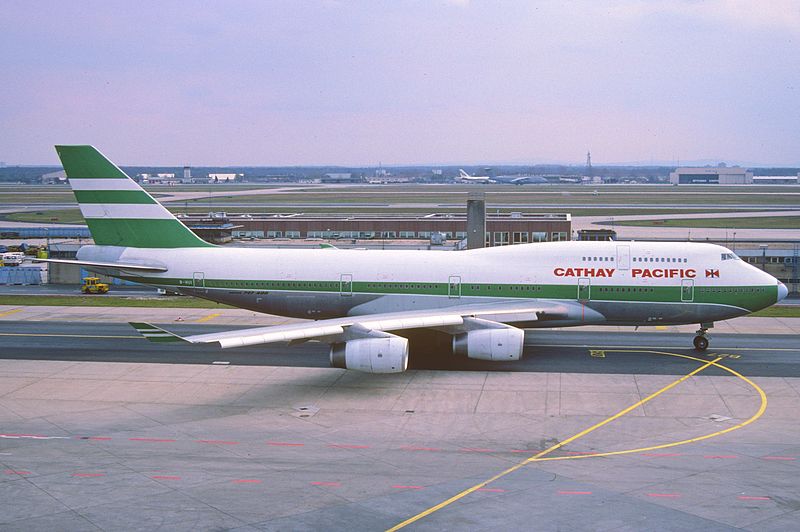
[73,190,156,204]
[119,275,778,313]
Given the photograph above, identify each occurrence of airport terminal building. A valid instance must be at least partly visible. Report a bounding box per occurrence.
[669,167,753,185]
[197,212,572,246]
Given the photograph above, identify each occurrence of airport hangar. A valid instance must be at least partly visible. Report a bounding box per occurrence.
[669,167,753,185]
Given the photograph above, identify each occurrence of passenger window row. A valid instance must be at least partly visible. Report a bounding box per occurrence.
[633,257,687,263]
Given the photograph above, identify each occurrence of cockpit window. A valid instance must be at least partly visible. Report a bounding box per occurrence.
[721,253,739,261]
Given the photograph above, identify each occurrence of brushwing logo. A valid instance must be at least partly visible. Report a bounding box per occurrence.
[705,269,720,278]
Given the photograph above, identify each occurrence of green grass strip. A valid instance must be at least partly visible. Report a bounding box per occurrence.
[0,295,232,309]
[749,306,800,318]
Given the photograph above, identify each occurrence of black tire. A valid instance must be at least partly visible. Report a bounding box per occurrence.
[693,335,709,351]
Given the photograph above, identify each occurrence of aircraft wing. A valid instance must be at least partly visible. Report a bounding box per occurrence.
[130,300,574,349]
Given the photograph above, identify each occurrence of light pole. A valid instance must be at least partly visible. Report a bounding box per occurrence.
[759,244,768,271]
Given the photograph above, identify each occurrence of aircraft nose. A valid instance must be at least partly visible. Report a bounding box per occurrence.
[777,281,788,302]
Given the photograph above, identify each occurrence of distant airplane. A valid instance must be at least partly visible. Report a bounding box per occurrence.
[456,169,493,183]
[43,146,787,374]
[492,174,549,185]
[456,169,548,184]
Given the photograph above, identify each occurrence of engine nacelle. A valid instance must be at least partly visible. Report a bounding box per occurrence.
[453,327,524,361]
[330,335,409,373]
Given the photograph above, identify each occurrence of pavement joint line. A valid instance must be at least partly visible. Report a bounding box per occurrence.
[386,353,753,532]
[8,432,793,461]
[15,470,789,502]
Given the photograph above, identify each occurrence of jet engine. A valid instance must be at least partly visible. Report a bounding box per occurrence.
[330,335,409,373]
[452,327,524,361]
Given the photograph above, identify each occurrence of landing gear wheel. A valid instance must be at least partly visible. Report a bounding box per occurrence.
[693,335,709,351]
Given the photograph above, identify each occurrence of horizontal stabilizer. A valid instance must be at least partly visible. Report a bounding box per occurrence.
[130,322,188,343]
[35,258,168,273]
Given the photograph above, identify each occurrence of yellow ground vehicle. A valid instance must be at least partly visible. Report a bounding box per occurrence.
[81,277,109,294]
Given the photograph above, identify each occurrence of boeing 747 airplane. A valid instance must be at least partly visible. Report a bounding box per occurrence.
[456,169,548,184]
[44,146,788,373]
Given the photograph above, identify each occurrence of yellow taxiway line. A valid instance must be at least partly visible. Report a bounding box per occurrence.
[386,352,765,531]
[0,308,23,318]
[195,313,221,323]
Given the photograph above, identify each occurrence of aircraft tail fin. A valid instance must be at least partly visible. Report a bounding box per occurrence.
[55,145,213,248]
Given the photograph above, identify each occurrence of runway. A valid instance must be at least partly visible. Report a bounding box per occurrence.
[1,321,799,377]
[1,320,799,530]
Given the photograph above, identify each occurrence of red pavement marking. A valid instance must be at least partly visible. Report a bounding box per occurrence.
[151,475,181,480]
[129,438,176,443]
[561,451,599,456]
[392,485,424,489]
[87,437,112,441]
[738,496,771,501]
[558,491,592,495]
[477,488,507,493]
[310,481,340,487]
[197,440,239,445]
[4,470,31,475]
[648,493,681,498]
[267,441,304,447]
[510,449,542,453]
[704,455,738,459]
[461,448,493,453]
[763,456,796,461]
[328,444,370,449]
[641,453,683,457]
[72,473,106,478]
[233,479,262,484]
[400,446,441,451]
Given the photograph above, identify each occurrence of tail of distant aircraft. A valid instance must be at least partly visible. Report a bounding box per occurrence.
[55,145,213,249]
[459,169,470,178]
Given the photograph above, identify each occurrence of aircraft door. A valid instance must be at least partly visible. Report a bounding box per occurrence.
[681,279,694,302]
[192,271,205,289]
[448,275,461,299]
[578,278,591,302]
[340,274,353,297]
[616,245,631,270]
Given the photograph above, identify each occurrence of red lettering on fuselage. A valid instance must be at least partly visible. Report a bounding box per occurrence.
[554,267,615,278]
[631,268,695,279]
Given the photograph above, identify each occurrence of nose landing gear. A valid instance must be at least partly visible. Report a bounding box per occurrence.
[693,322,713,351]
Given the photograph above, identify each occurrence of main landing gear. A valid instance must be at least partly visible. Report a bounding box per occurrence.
[693,323,713,351]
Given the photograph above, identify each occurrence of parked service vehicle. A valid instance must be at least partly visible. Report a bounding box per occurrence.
[1,252,25,266]
[81,277,109,294]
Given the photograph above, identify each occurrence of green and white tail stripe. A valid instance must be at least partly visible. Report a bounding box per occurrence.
[55,145,213,248]
[130,322,187,343]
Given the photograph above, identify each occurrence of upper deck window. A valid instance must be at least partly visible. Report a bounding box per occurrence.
[721,253,739,261]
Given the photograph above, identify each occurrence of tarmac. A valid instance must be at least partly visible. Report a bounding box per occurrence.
[0,305,799,530]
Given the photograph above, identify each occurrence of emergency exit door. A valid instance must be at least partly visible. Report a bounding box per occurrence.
[448,275,461,298]
[578,278,591,302]
[340,274,353,296]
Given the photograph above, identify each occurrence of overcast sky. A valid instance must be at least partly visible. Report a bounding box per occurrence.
[1,1,799,166]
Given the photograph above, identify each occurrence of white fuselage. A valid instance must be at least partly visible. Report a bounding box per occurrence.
[78,240,781,327]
